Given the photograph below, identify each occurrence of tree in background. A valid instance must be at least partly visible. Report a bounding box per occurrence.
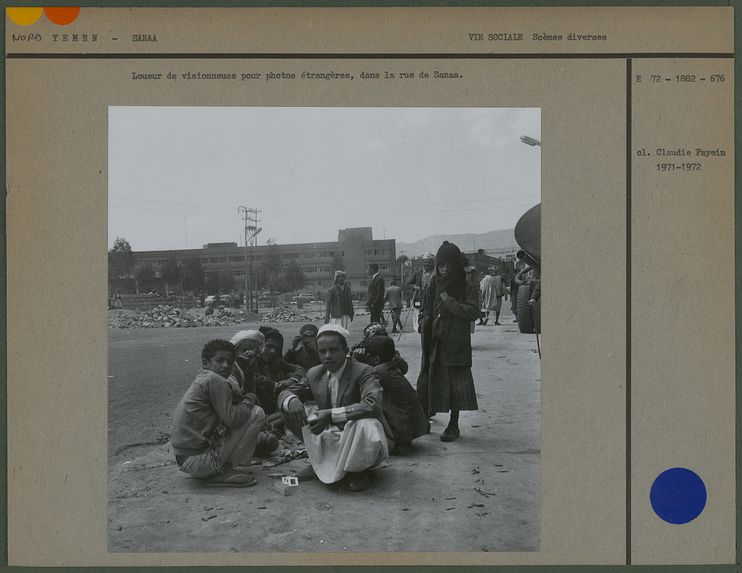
[108,237,135,282]
[181,257,205,294]
[284,259,307,293]
[259,241,282,290]
[205,270,235,297]
[135,263,157,293]
[161,252,182,295]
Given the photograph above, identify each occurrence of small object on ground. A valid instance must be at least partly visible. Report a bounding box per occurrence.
[257,506,267,509]
[471,468,480,474]
[201,514,217,521]
[205,473,257,488]
[474,487,497,497]
[282,476,299,486]
[273,480,293,496]
[445,507,456,511]
[467,503,485,508]
[264,448,308,468]
[445,497,456,500]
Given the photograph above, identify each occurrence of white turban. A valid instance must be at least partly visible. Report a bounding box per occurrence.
[317,323,350,344]
[229,329,265,351]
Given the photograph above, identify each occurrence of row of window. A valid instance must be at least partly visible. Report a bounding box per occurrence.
[299,251,335,259]
[143,248,393,268]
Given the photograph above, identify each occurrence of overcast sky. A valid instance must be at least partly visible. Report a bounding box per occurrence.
[108,107,540,252]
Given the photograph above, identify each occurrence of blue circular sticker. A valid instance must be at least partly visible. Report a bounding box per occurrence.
[650,467,707,524]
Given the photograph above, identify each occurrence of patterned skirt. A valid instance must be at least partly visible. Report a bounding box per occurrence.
[417,342,478,413]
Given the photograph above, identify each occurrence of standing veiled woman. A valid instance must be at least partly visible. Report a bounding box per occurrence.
[417,241,481,441]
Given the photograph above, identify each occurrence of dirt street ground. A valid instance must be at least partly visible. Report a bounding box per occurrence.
[108,303,540,553]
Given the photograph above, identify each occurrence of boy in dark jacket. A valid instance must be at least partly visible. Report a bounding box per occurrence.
[363,336,430,453]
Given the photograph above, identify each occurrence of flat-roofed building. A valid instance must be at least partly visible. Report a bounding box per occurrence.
[131,227,396,297]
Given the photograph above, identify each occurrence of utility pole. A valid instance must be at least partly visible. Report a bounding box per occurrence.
[238,206,262,312]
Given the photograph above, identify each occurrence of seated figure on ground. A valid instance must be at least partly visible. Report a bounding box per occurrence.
[363,335,430,453]
[227,329,280,456]
[284,323,321,370]
[170,339,265,487]
[279,324,392,492]
[353,322,409,375]
[256,327,306,433]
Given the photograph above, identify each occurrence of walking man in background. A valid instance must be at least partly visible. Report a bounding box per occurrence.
[479,266,506,325]
[366,263,385,324]
[325,270,354,329]
[408,252,435,333]
[384,278,404,333]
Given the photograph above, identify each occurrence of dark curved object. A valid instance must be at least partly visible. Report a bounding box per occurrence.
[514,203,541,270]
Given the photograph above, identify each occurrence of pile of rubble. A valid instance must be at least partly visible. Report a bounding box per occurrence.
[108,305,257,329]
[261,307,321,323]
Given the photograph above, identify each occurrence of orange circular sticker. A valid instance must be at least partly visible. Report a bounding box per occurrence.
[44,7,80,25]
[7,7,43,26]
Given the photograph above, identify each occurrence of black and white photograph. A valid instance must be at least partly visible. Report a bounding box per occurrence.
[107,106,542,553]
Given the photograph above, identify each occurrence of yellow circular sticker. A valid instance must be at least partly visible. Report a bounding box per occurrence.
[7,7,43,26]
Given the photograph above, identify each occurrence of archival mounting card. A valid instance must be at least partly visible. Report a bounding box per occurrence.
[4,6,735,567]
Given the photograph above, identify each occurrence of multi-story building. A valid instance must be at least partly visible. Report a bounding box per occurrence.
[131,227,396,297]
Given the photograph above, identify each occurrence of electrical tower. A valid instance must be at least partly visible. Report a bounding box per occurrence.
[238,206,262,312]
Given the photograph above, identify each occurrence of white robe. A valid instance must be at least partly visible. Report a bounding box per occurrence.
[302,418,389,483]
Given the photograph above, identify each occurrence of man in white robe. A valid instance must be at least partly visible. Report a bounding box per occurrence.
[479,267,506,325]
[278,324,390,491]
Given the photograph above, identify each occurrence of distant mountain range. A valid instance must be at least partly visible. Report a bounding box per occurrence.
[397,228,518,258]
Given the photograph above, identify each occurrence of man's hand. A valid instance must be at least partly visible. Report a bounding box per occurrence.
[528,299,536,307]
[286,398,307,428]
[290,335,302,351]
[439,292,449,302]
[308,409,332,435]
[276,378,294,391]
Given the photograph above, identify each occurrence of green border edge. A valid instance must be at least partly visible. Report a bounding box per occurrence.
[0,0,738,572]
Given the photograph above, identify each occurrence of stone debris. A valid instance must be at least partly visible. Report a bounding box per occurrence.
[108,305,259,329]
[261,306,321,323]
